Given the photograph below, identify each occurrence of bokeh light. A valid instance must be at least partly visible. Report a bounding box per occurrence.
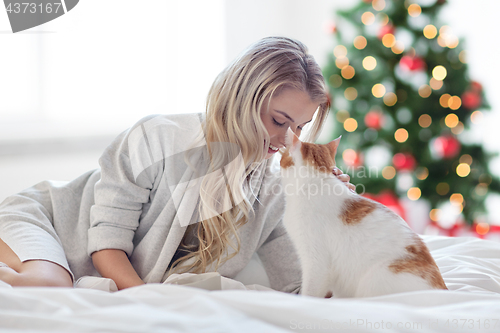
[418,85,432,98]
[335,57,349,69]
[382,34,396,48]
[383,92,397,106]
[344,87,358,100]
[408,4,422,17]
[341,65,355,79]
[415,167,429,180]
[394,128,409,143]
[476,222,490,235]
[445,113,459,128]
[450,193,464,206]
[430,209,441,222]
[471,110,483,124]
[334,45,347,58]
[382,166,396,179]
[343,149,358,165]
[353,36,367,50]
[423,24,437,39]
[432,66,447,80]
[372,83,386,98]
[362,56,377,70]
[372,0,386,11]
[439,94,451,108]
[361,12,376,25]
[429,78,443,90]
[329,74,342,88]
[407,187,421,201]
[391,41,405,54]
[451,121,464,135]
[344,118,358,132]
[336,109,350,123]
[475,183,488,196]
[456,163,471,177]
[459,154,473,165]
[418,114,432,128]
[448,96,462,110]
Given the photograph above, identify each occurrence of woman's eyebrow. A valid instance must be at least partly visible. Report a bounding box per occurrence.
[275,110,313,124]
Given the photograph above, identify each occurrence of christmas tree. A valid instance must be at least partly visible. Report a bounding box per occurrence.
[323,0,500,229]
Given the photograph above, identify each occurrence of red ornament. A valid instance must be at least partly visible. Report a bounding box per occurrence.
[378,24,395,40]
[399,55,426,71]
[363,190,406,220]
[392,152,416,171]
[461,91,482,109]
[470,81,483,92]
[433,135,461,159]
[364,110,384,130]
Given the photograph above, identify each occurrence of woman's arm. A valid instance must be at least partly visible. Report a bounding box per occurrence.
[91,249,145,290]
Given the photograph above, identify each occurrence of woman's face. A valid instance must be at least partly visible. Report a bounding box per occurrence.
[260,88,319,159]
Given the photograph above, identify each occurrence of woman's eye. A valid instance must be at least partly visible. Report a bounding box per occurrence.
[273,118,285,127]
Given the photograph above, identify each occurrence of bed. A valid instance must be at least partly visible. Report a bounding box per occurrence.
[1,234,500,332]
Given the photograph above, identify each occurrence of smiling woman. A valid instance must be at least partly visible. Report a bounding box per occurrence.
[260,88,319,159]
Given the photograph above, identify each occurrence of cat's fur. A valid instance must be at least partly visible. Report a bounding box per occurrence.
[280,134,447,298]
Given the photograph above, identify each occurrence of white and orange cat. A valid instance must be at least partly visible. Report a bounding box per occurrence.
[280,133,447,298]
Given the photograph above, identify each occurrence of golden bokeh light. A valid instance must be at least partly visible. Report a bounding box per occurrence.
[344,87,358,101]
[418,85,432,98]
[418,114,432,128]
[450,193,464,206]
[394,128,409,143]
[456,163,471,177]
[423,24,437,39]
[344,118,358,132]
[382,166,396,180]
[415,167,429,180]
[382,34,396,48]
[437,36,447,48]
[334,45,348,58]
[436,182,450,195]
[336,109,350,123]
[353,36,367,50]
[432,65,447,80]
[429,78,443,90]
[383,92,398,106]
[335,57,349,69]
[329,74,342,88]
[439,94,451,108]
[408,4,422,17]
[476,222,490,235]
[343,149,358,165]
[459,50,467,63]
[451,121,464,135]
[391,41,405,54]
[362,56,377,71]
[372,0,386,11]
[459,154,473,165]
[471,110,483,124]
[341,65,355,79]
[372,83,386,98]
[448,96,462,110]
[361,11,376,25]
[429,209,441,222]
[446,35,459,48]
[407,187,421,201]
[445,113,459,128]
[378,13,389,26]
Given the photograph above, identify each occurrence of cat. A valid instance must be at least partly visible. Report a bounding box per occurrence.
[279,132,447,298]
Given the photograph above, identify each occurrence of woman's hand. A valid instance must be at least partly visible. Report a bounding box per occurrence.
[332,167,356,192]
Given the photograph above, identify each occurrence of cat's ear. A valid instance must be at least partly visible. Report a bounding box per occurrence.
[285,128,301,150]
[327,136,342,156]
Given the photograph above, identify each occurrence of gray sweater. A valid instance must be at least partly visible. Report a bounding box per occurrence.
[0,113,301,293]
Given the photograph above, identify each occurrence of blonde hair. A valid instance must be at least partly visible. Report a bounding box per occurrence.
[170,36,331,274]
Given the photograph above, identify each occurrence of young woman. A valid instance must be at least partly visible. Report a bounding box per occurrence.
[0,37,353,291]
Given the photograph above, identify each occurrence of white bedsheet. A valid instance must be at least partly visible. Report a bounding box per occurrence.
[1,235,500,332]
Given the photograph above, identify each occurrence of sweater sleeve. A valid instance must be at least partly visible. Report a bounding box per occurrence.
[255,161,302,294]
[88,115,163,256]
